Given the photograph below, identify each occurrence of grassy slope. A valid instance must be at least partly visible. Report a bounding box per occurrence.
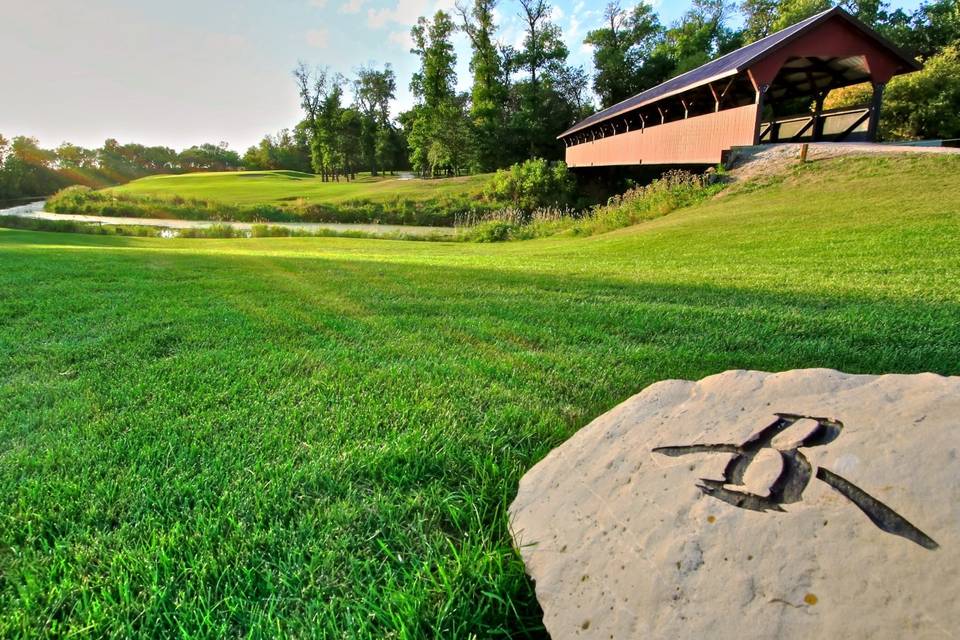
[1,154,959,637]
[108,170,490,206]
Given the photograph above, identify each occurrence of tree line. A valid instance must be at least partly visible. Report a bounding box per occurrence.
[0,136,242,202]
[3,0,956,200]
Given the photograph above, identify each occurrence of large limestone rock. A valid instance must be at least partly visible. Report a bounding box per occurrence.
[510,369,959,639]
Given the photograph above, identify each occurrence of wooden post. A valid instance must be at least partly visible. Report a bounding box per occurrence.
[812,91,826,142]
[799,143,809,163]
[752,81,770,145]
[868,82,886,142]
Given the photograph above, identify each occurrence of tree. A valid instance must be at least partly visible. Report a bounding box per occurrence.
[740,0,780,42]
[515,0,569,87]
[0,134,12,200]
[177,142,241,172]
[410,12,458,108]
[881,0,960,59]
[510,0,579,159]
[242,128,312,172]
[771,0,832,31]
[293,64,358,181]
[407,11,466,176]
[585,2,665,107]
[553,64,595,121]
[457,0,509,171]
[354,65,397,175]
[339,107,363,180]
[657,0,743,74]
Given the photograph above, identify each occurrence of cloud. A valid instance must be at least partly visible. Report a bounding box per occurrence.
[367,0,454,29]
[308,0,328,7]
[306,28,330,48]
[388,29,413,50]
[339,0,366,13]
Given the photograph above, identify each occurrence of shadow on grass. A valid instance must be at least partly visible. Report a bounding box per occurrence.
[1,234,958,638]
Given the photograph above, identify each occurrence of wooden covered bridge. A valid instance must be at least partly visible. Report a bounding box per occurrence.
[559,8,921,168]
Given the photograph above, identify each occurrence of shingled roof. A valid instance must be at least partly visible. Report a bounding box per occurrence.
[559,7,919,139]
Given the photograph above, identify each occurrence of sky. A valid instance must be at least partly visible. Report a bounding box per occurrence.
[0,0,923,153]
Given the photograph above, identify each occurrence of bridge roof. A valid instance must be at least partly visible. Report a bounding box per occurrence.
[559,8,919,139]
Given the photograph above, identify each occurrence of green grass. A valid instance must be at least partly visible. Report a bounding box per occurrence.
[50,172,495,227]
[1,154,959,638]
[109,170,490,207]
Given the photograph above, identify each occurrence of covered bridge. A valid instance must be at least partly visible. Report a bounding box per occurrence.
[559,8,921,168]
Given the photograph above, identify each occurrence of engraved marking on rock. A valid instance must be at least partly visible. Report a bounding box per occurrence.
[653,413,939,550]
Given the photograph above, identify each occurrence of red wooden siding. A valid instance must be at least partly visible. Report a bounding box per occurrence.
[565,104,758,168]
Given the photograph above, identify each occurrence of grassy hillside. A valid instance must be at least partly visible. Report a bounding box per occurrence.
[109,170,490,206]
[1,154,958,637]
[45,171,495,227]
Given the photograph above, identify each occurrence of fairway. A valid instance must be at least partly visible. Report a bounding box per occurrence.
[109,170,490,206]
[2,155,959,637]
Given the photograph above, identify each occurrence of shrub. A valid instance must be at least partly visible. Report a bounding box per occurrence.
[179,224,243,238]
[484,159,577,212]
[460,170,723,242]
[0,215,161,237]
[462,220,517,242]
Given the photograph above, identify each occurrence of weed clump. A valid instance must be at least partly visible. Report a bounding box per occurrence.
[459,170,723,242]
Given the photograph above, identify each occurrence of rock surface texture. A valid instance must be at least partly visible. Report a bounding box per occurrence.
[509,369,959,639]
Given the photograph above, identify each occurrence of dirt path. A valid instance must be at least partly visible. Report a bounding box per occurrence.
[0,202,456,237]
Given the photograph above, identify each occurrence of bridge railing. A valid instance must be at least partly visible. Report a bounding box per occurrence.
[759,106,873,144]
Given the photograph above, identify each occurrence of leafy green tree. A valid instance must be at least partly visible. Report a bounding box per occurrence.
[515,0,569,87]
[293,64,360,181]
[837,0,884,26]
[657,0,743,74]
[0,134,12,200]
[319,79,348,180]
[242,128,312,172]
[585,2,665,107]
[407,11,464,176]
[410,12,458,108]
[354,65,397,175]
[1,136,60,197]
[740,0,779,41]
[457,0,509,171]
[771,0,832,30]
[339,108,364,180]
[881,0,959,58]
[553,64,595,121]
[177,143,241,172]
[510,0,581,159]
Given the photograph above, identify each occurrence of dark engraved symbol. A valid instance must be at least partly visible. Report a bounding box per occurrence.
[653,413,939,550]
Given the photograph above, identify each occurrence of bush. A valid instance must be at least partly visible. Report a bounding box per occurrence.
[178,224,243,238]
[460,170,723,242]
[484,159,577,212]
[0,214,160,237]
